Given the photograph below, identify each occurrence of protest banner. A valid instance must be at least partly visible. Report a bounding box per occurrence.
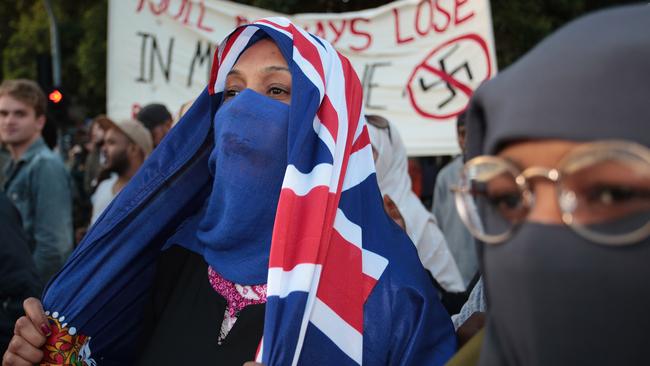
[108,0,496,155]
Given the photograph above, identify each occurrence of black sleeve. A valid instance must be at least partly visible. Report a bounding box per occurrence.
[0,192,43,352]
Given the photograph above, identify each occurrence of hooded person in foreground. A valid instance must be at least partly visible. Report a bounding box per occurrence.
[2,18,456,366]
[453,5,650,366]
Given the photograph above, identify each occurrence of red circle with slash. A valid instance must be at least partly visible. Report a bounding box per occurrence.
[406,33,493,120]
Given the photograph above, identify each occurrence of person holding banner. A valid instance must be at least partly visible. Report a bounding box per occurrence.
[453,5,650,366]
[3,18,456,366]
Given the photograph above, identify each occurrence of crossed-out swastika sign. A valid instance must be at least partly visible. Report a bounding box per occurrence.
[406,33,493,120]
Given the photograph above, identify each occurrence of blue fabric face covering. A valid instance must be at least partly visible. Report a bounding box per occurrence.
[197,89,290,285]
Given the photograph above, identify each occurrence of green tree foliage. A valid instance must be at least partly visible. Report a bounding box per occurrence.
[2,1,50,80]
[490,0,636,67]
[0,0,635,119]
[1,0,106,119]
[74,1,107,116]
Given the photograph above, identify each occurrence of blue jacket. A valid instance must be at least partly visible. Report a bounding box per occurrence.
[3,137,73,282]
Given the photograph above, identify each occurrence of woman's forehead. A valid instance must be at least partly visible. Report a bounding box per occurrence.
[232,39,287,70]
[497,139,579,168]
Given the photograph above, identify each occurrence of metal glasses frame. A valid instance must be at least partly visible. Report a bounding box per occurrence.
[452,140,650,245]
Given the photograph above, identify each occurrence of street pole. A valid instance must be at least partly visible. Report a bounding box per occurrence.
[43,0,61,87]
[43,0,65,155]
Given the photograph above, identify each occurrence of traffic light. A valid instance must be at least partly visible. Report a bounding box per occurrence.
[37,55,69,127]
[41,86,70,149]
[48,88,63,104]
[46,86,69,124]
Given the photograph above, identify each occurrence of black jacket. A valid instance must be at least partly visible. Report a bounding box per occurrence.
[0,191,42,353]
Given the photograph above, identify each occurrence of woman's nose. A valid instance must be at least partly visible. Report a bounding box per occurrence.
[527,181,564,224]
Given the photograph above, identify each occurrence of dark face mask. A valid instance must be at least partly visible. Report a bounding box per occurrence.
[481,222,650,366]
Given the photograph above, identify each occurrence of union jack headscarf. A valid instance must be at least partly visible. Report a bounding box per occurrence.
[40,17,455,366]
[209,18,387,364]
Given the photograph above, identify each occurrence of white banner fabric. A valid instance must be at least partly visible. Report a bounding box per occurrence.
[107,0,497,155]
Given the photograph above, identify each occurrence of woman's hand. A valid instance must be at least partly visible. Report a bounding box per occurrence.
[2,298,48,366]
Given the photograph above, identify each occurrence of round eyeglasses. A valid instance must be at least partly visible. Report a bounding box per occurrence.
[453,141,650,245]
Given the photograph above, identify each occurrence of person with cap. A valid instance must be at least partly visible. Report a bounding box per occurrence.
[90,117,153,224]
[450,5,650,365]
[136,103,173,147]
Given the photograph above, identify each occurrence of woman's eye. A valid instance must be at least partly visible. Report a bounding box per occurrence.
[587,186,649,206]
[268,86,289,97]
[224,89,240,100]
[488,193,522,210]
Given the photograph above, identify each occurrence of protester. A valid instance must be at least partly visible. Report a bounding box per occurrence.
[83,117,106,196]
[0,191,42,355]
[63,127,94,245]
[3,18,456,365]
[454,5,650,365]
[136,103,172,147]
[0,79,73,283]
[367,114,465,293]
[90,117,152,224]
[432,112,478,286]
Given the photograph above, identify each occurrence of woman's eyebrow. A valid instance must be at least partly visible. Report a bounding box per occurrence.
[227,68,243,77]
[263,65,290,73]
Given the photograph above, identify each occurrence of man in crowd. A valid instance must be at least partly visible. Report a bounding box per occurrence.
[83,117,106,196]
[136,103,172,147]
[0,79,73,283]
[432,111,478,287]
[90,117,152,224]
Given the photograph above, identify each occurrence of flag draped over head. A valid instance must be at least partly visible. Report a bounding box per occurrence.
[40,17,455,366]
[207,18,389,364]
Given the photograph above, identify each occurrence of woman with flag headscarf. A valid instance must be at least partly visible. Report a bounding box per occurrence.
[452,5,650,365]
[3,18,455,366]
